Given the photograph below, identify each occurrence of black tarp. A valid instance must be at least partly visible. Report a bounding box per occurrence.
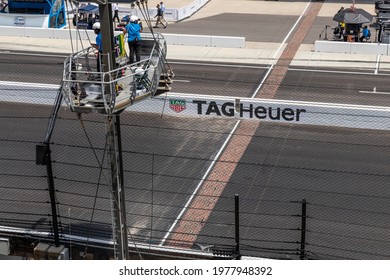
[333,8,373,24]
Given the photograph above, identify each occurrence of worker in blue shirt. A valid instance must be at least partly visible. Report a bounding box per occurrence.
[91,22,103,72]
[359,26,370,42]
[123,15,142,64]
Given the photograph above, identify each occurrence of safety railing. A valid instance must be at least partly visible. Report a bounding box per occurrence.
[61,33,168,115]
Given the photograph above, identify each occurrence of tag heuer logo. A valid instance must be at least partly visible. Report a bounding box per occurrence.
[169,99,186,113]
[14,16,26,25]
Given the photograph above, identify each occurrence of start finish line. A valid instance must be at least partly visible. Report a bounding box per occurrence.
[127,93,390,131]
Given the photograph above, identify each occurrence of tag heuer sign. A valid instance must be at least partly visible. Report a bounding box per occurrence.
[169,99,186,113]
[14,16,26,25]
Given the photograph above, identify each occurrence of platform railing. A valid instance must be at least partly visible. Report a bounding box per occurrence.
[61,33,167,114]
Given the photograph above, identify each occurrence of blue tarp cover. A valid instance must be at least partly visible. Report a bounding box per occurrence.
[78,4,98,13]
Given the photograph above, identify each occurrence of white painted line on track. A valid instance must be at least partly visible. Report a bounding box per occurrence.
[159,120,242,246]
[0,51,67,58]
[375,54,381,75]
[289,67,390,77]
[369,55,382,93]
[170,61,269,69]
[273,1,311,59]
[251,64,273,99]
[171,61,390,76]
[359,90,390,95]
[0,81,59,89]
[252,1,312,98]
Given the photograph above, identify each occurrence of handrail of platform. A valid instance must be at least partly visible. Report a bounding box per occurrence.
[62,34,167,114]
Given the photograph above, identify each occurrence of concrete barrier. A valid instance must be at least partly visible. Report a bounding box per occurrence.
[315,40,390,55]
[166,33,211,46]
[0,0,226,47]
[0,26,245,48]
[211,36,245,48]
[0,26,25,36]
[51,28,94,40]
[163,33,245,48]
[118,0,209,22]
[0,12,49,28]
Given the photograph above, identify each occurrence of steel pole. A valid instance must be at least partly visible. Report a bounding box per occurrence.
[300,199,307,260]
[235,194,241,260]
[45,144,60,247]
[99,3,129,260]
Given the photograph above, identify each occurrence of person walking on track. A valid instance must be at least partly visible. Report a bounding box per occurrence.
[154,3,166,28]
[160,1,168,27]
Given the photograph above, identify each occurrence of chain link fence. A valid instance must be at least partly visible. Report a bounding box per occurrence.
[1,56,390,260]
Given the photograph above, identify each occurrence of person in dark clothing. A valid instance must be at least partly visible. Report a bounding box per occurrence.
[160,1,168,27]
[72,14,77,27]
[154,3,166,28]
[113,3,120,23]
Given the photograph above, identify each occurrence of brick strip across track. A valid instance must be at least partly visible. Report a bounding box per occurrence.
[165,1,324,248]
[258,1,324,99]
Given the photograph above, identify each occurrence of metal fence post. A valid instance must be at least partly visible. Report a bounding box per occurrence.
[36,143,60,247]
[300,199,307,260]
[235,194,241,260]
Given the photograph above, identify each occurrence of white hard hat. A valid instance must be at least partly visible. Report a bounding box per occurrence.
[130,15,138,22]
[92,22,101,30]
[134,67,145,77]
